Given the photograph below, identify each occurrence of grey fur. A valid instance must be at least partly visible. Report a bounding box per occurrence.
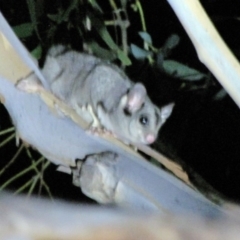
[42,45,174,145]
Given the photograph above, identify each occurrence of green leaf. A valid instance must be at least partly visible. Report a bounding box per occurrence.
[93,19,131,65]
[26,0,40,39]
[31,45,42,60]
[164,34,180,50]
[99,28,131,65]
[47,14,60,23]
[138,31,152,45]
[117,50,131,66]
[130,3,138,12]
[130,44,151,60]
[88,41,117,60]
[61,0,79,22]
[213,89,227,101]
[163,60,206,81]
[98,27,119,50]
[13,23,34,38]
[88,12,131,65]
[88,0,103,12]
[47,0,78,24]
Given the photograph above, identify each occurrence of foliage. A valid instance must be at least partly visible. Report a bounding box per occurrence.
[12,0,211,83]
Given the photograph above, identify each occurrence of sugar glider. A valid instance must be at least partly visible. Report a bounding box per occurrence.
[41,45,174,145]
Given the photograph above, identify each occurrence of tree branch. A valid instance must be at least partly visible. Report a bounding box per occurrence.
[167,0,240,107]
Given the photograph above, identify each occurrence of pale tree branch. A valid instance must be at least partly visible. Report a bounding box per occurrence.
[167,0,240,107]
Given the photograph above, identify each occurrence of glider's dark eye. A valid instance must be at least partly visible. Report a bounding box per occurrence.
[139,115,149,126]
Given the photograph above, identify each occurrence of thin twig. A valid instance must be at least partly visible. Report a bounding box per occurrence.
[0,156,44,191]
[135,0,153,63]
[14,177,35,195]
[0,133,15,147]
[0,127,14,136]
[25,148,52,198]
[109,0,130,64]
